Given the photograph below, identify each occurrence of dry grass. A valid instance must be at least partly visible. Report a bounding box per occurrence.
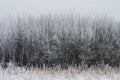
[1,67,120,80]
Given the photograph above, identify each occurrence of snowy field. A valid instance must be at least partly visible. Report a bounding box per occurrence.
[0,67,120,80]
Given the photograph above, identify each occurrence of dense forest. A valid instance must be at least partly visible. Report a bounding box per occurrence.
[0,14,120,69]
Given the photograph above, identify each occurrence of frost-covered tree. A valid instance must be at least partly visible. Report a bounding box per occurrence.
[0,14,120,68]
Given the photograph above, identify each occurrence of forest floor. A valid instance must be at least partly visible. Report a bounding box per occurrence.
[0,67,120,80]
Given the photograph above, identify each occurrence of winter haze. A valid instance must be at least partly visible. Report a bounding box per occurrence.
[0,0,120,20]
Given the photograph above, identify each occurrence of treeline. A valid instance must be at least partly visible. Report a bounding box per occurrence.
[0,14,120,68]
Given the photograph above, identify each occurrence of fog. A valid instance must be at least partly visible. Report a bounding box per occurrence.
[0,0,120,20]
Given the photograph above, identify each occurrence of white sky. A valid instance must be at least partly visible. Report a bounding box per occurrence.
[0,0,120,20]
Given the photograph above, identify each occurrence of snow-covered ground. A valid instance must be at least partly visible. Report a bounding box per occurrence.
[0,67,120,80]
